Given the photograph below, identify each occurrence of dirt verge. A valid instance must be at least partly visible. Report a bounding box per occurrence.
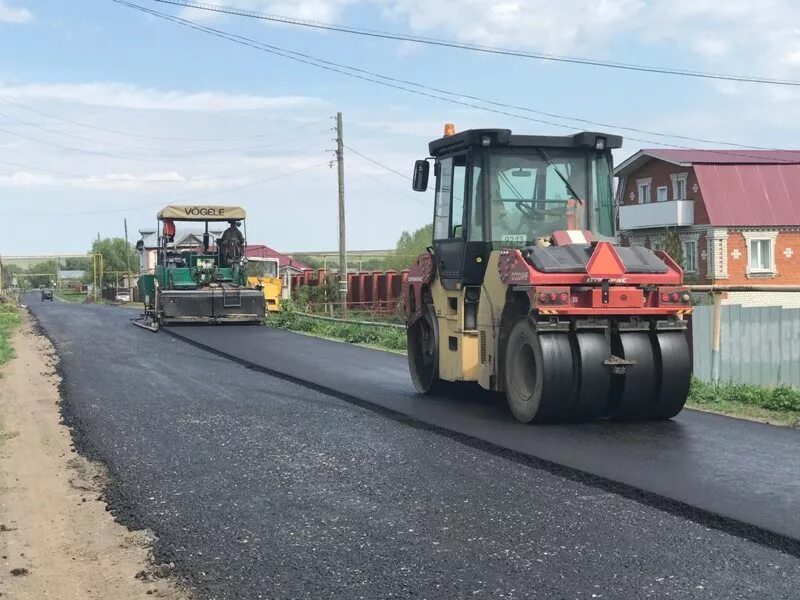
[0,314,190,599]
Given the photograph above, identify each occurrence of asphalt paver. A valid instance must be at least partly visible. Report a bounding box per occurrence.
[27,299,800,599]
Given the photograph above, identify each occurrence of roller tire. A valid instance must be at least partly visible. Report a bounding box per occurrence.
[649,331,691,420]
[504,318,574,423]
[609,332,657,421]
[407,303,442,395]
[567,332,612,421]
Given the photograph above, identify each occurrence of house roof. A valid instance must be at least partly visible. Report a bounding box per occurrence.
[616,149,800,226]
[695,163,800,226]
[615,149,800,177]
[245,245,311,271]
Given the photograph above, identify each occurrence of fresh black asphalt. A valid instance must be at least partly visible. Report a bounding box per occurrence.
[168,324,800,543]
[27,298,800,599]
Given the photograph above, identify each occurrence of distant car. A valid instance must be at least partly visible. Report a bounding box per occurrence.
[41,289,53,302]
[115,292,131,303]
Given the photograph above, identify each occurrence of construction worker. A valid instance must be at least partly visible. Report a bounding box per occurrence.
[163,218,176,242]
[219,220,244,265]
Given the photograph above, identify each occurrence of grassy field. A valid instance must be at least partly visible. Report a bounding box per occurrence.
[0,301,21,368]
[271,303,799,427]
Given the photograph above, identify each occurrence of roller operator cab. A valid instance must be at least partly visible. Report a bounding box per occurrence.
[404,127,692,423]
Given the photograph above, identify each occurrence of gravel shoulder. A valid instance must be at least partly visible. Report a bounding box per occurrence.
[0,314,189,599]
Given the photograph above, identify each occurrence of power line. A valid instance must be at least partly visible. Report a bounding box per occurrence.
[0,104,329,155]
[0,95,317,143]
[0,116,331,163]
[343,144,411,180]
[114,0,800,163]
[155,0,800,88]
[0,160,329,217]
[0,155,317,183]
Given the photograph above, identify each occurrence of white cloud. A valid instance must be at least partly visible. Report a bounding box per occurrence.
[177,0,357,23]
[0,1,33,23]
[382,0,643,55]
[0,82,321,112]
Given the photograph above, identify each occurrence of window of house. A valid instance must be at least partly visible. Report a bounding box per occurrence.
[748,238,773,272]
[671,172,689,200]
[656,186,668,202]
[637,179,651,204]
[682,240,697,273]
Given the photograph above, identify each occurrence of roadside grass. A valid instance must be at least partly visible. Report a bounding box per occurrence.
[271,301,799,427]
[687,378,800,427]
[268,301,406,352]
[0,301,21,368]
[54,290,89,303]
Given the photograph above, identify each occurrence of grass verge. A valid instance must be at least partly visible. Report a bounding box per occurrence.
[0,301,22,367]
[687,378,800,427]
[54,290,90,303]
[271,302,799,427]
[268,303,406,352]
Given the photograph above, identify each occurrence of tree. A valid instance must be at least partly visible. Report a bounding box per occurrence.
[90,238,138,281]
[662,228,684,271]
[385,224,432,271]
[27,260,59,288]
[1,264,23,289]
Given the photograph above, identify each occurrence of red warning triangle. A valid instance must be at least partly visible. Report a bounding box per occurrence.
[586,241,626,278]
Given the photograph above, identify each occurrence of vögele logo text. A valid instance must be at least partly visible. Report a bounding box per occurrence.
[183,207,225,217]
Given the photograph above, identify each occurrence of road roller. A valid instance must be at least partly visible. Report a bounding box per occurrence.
[404,126,692,423]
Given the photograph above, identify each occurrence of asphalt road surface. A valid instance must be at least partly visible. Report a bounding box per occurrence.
[169,324,800,544]
[27,298,800,599]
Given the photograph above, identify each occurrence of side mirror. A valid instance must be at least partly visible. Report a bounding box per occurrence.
[412,159,430,192]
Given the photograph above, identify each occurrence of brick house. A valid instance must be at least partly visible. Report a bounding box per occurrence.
[614,149,800,307]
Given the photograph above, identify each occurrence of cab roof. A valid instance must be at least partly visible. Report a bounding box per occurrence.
[157,205,246,221]
[428,129,623,156]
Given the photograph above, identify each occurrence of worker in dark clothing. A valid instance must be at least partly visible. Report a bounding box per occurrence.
[221,220,244,245]
[219,220,245,265]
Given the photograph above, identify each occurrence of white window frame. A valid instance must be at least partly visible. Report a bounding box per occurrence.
[656,185,668,203]
[742,231,778,276]
[670,172,689,200]
[637,178,652,204]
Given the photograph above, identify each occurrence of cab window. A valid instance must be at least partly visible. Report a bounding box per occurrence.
[433,155,467,240]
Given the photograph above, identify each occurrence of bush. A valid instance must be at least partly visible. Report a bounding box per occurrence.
[689,377,800,414]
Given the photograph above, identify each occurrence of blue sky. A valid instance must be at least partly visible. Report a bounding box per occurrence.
[2,0,800,255]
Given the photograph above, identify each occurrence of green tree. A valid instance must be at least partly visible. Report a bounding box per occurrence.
[662,228,684,270]
[64,257,91,271]
[90,238,138,282]
[1,264,23,289]
[27,260,59,288]
[385,223,432,271]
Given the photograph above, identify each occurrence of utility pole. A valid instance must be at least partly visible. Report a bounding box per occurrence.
[335,111,347,315]
[124,218,133,298]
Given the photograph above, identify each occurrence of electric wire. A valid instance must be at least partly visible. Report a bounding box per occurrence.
[113,0,800,163]
[155,0,800,88]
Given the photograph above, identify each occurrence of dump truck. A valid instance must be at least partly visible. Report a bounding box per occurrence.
[246,256,282,312]
[404,126,691,423]
[134,205,265,331]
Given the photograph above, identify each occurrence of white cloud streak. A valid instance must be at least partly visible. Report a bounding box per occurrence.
[0,82,322,112]
[0,0,32,23]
